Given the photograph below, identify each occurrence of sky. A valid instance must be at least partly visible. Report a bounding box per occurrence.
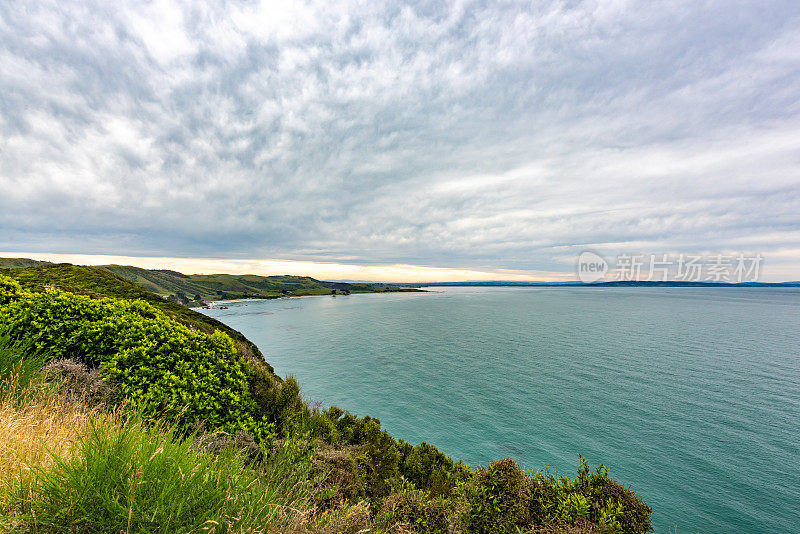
[1,1,799,282]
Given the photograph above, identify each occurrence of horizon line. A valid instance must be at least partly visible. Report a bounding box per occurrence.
[0,251,570,284]
[3,252,799,285]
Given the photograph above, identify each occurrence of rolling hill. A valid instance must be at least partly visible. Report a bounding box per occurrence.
[0,257,51,269]
[97,264,418,302]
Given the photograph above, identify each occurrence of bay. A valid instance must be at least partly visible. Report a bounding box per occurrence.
[200,286,800,533]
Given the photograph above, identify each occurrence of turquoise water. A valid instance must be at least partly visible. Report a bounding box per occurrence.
[200,286,800,533]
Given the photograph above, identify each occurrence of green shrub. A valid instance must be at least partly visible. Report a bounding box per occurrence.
[304,405,470,507]
[588,478,651,534]
[459,458,531,533]
[1,284,138,364]
[243,360,307,435]
[529,458,652,534]
[105,327,269,439]
[306,408,342,443]
[312,443,367,508]
[529,470,563,524]
[398,440,469,497]
[0,276,270,440]
[378,480,450,533]
[329,411,403,501]
[0,277,24,306]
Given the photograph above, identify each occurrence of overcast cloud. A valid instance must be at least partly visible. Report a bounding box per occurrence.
[1,0,800,279]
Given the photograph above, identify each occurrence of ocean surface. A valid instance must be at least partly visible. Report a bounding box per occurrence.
[200,286,800,533]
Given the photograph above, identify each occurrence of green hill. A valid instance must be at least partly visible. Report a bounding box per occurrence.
[97,264,418,302]
[1,263,271,372]
[0,257,51,269]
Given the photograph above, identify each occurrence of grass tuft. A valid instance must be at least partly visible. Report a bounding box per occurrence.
[3,412,318,533]
[0,380,97,514]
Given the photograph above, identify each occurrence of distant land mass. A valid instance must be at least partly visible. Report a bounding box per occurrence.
[398,280,800,287]
[2,259,798,297]
[96,264,420,305]
[0,257,51,269]
[0,258,420,307]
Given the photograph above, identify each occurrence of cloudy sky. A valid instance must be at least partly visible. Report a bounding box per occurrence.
[1,0,799,281]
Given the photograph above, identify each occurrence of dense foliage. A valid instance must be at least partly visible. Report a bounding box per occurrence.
[0,276,268,438]
[0,272,652,533]
[2,263,269,366]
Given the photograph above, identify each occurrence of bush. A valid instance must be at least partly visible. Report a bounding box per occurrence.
[378,482,450,533]
[459,458,531,533]
[310,500,372,534]
[44,359,116,405]
[528,458,652,534]
[0,276,270,440]
[330,411,403,501]
[243,360,307,435]
[399,440,469,497]
[589,478,652,534]
[312,443,367,508]
[532,458,652,534]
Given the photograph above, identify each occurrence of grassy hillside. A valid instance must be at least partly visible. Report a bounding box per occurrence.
[0,257,50,269]
[98,264,419,302]
[1,263,271,371]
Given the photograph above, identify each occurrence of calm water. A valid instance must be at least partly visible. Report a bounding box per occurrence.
[200,287,800,533]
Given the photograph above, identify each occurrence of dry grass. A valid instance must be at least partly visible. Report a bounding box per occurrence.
[0,378,99,494]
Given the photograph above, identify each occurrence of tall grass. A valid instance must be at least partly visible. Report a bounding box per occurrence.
[0,337,45,395]
[3,410,320,533]
[0,375,98,526]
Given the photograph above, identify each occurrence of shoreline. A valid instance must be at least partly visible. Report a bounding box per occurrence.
[191,297,278,309]
[202,297,273,306]
[192,289,427,309]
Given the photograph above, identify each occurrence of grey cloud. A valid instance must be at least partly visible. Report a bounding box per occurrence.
[1,0,799,276]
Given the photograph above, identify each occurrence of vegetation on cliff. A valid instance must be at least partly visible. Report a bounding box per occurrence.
[97,264,419,304]
[0,272,652,533]
[1,263,270,369]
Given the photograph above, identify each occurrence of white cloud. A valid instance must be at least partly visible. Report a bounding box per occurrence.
[0,0,799,279]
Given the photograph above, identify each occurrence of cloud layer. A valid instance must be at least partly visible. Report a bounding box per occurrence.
[2,0,799,279]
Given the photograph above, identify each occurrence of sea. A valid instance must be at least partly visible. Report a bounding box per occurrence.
[199,286,800,533]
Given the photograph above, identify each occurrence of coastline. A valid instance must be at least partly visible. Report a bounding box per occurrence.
[192,289,428,309]
[190,297,277,309]
[187,288,431,310]
[201,297,273,306]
